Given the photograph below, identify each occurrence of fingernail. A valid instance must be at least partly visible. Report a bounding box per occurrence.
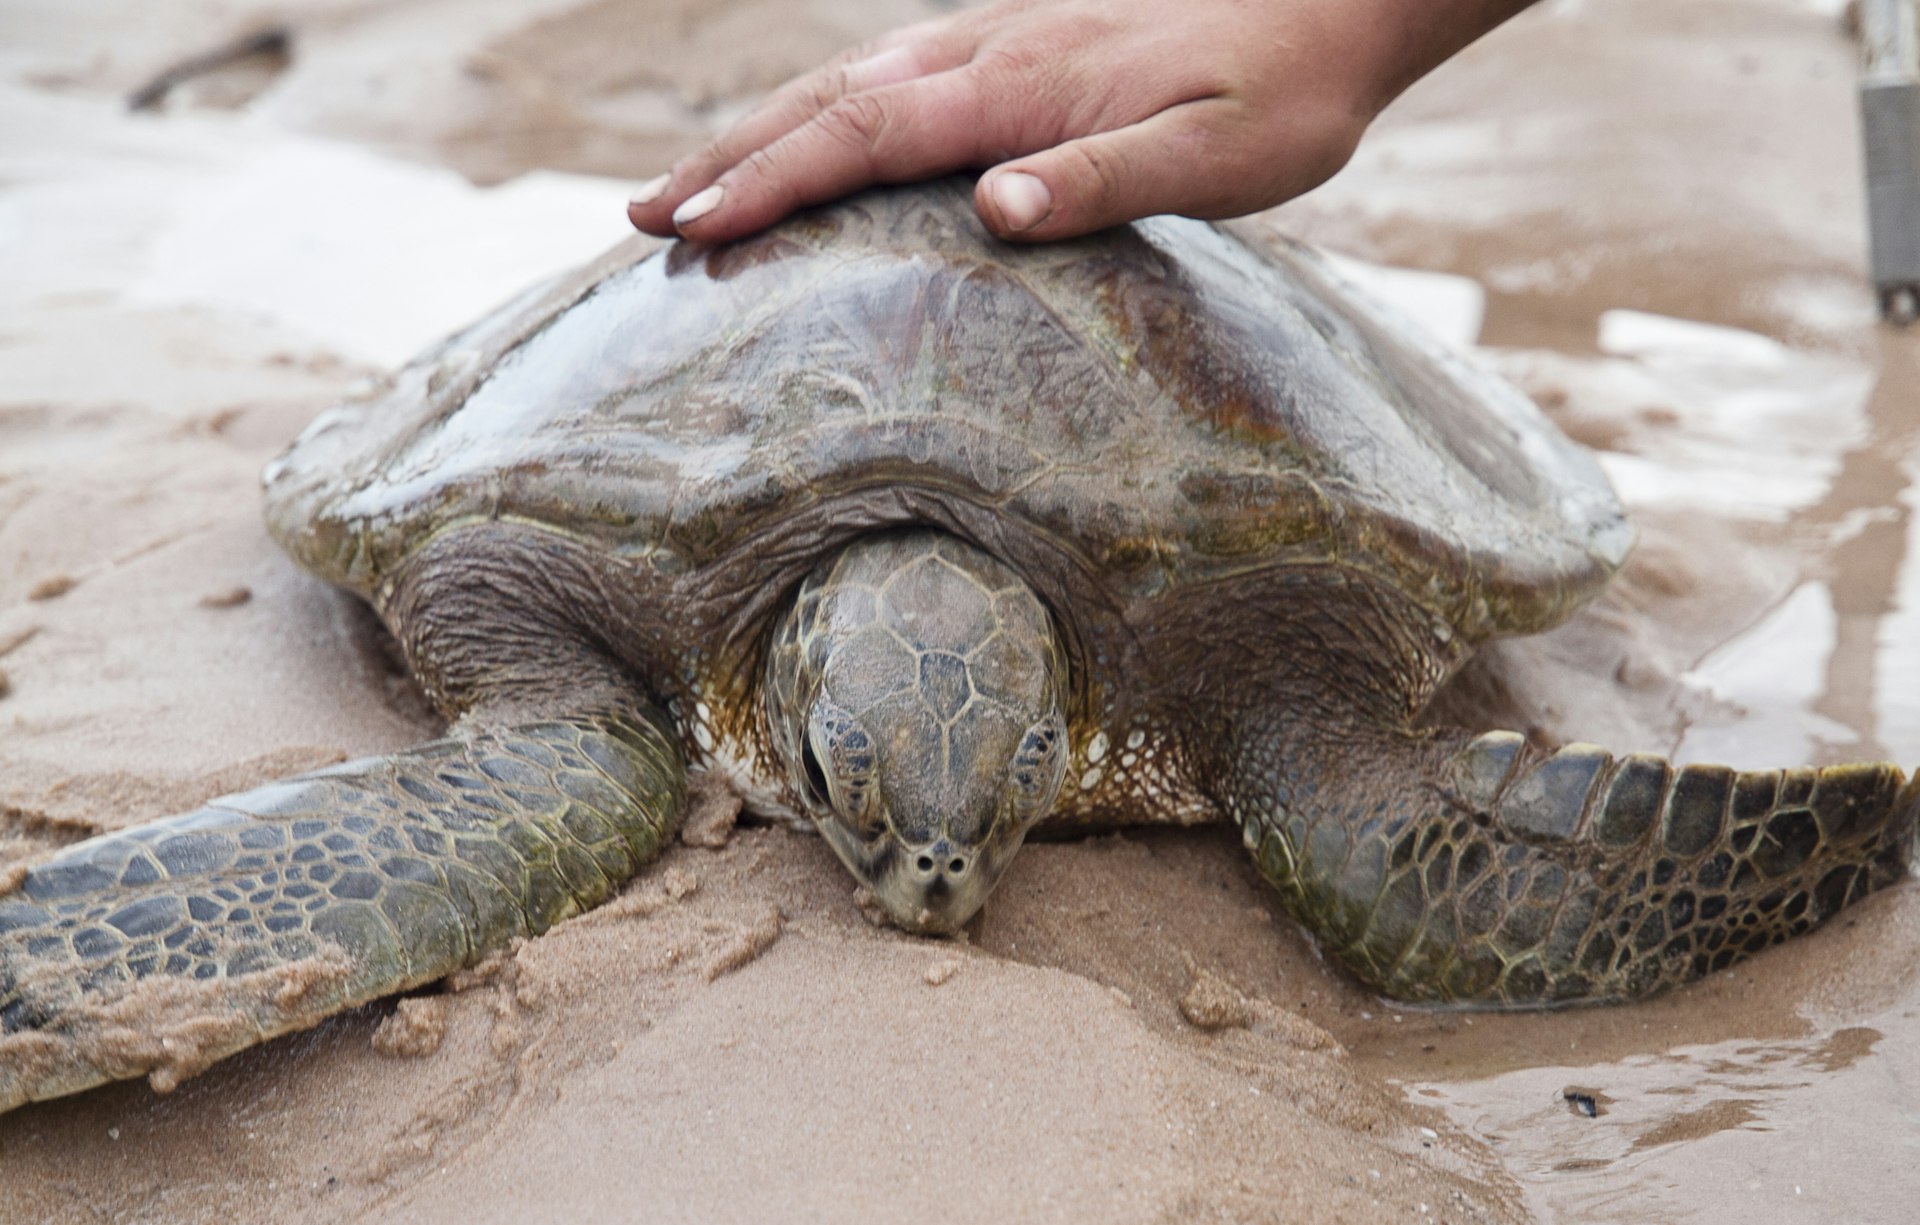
[673,183,725,227]
[992,172,1052,232]
[630,173,670,206]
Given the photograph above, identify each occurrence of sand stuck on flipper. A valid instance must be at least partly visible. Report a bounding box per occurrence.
[0,945,355,1111]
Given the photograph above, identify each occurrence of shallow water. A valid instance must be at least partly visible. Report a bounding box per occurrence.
[1294,4,1920,1217]
[1371,327,1920,1223]
[4,0,1920,1221]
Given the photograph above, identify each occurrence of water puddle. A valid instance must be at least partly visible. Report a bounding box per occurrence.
[1401,318,1920,1222]
[129,142,634,367]
[0,85,635,375]
[1407,1021,1920,1222]
[1324,250,1488,350]
[1677,580,1859,768]
[1487,324,1876,524]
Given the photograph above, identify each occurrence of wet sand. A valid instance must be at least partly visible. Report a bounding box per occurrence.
[3,0,1919,1221]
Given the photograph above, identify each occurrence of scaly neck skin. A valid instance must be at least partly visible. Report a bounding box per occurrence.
[762,530,1070,932]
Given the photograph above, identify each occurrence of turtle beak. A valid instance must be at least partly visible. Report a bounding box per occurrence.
[892,833,1022,934]
[826,814,1036,935]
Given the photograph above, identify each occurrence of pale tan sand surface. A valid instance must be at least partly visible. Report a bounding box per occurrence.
[2,1,1919,1221]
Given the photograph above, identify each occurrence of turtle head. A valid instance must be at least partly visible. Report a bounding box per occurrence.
[765,531,1069,934]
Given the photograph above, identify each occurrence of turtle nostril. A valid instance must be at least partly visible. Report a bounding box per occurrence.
[948,857,966,875]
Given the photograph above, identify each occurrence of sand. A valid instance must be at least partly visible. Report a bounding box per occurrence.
[3,0,1919,1221]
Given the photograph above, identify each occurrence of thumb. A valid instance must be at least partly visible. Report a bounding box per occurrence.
[974,108,1223,242]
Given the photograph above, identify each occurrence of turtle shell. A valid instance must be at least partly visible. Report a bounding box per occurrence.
[265,177,1628,659]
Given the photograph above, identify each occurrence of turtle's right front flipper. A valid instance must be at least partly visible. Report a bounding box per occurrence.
[1221,722,1919,1007]
[0,706,682,1114]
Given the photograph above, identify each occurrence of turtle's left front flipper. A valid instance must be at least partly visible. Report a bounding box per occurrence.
[0,706,682,1113]
[1219,721,1919,1007]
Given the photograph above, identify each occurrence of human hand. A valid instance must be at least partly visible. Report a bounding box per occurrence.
[626,0,1537,244]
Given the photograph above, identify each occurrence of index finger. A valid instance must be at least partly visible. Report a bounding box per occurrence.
[627,21,972,236]
[662,67,1005,242]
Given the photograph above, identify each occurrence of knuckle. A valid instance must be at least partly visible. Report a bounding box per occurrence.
[972,38,1047,85]
[737,144,787,190]
[808,66,855,113]
[1047,11,1116,48]
[967,50,1069,148]
[1063,140,1125,209]
[818,92,895,158]
[993,10,1113,71]
[731,146,806,222]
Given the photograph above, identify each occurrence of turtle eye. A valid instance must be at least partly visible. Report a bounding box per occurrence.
[830,725,883,838]
[804,699,884,837]
[800,737,832,809]
[1007,715,1068,820]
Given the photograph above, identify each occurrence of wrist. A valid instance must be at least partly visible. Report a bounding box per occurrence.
[1332,0,1540,116]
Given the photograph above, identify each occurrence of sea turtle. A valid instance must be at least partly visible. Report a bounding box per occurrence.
[2,178,1914,1114]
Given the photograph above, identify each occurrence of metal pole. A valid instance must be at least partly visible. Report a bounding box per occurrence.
[1861,0,1920,322]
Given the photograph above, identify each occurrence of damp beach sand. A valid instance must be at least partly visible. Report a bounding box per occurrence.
[3,1,1919,1221]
